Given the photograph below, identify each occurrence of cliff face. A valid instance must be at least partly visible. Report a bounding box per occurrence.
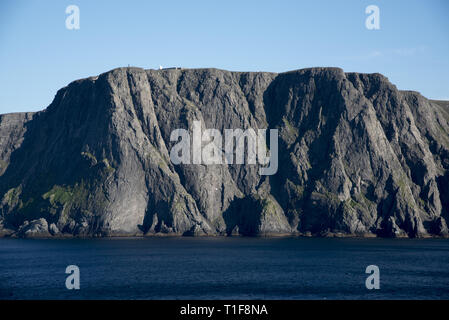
[1,67,448,238]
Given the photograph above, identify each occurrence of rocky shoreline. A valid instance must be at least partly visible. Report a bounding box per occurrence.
[1,217,447,239]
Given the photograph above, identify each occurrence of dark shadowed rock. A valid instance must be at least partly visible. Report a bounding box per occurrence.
[0,218,14,237]
[0,67,448,238]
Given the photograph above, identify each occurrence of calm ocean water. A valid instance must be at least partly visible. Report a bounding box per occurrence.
[0,237,448,300]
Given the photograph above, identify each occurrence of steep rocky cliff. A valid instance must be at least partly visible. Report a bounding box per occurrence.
[1,67,448,238]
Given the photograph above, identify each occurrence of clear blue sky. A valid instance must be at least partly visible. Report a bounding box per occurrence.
[1,0,448,114]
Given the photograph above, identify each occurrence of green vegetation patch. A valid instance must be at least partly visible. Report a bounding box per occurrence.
[42,185,73,206]
[3,186,23,207]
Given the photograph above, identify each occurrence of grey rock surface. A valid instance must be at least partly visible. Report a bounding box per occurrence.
[48,223,60,235]
[0,112,34,176]
[0,67,448,238]
[17,218,51,238]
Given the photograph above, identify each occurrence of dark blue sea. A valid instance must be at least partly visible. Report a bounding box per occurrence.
[1,237,448,300]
